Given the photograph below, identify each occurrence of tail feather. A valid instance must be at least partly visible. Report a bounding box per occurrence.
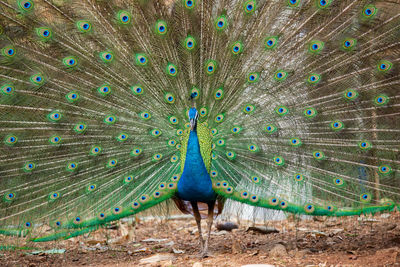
[0,0,399,240]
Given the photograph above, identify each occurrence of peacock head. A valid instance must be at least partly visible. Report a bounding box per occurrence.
[188,107,199,131]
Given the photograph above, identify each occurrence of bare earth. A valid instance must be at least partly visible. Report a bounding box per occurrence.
[1,211,400,267]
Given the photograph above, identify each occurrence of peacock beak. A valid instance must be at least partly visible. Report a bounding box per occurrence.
[190,118,196,130]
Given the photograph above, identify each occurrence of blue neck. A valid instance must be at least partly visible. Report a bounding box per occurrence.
[177,129,215,203]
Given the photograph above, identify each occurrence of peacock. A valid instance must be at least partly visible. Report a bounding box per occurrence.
[0,0,399,257]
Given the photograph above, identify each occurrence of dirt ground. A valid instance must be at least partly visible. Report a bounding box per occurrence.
[1,211,400,267]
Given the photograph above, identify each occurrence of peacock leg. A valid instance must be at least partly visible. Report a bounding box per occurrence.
[201,200,215,257]
[190,201,204,252]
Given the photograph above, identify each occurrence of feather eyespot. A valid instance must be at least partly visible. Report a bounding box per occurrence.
[76,21,92,33]
[132,201,141,209]
[150,129,162,137]
[112,206,123,215]
[100,51,114,63]
[216,139,225,147]
[342,38,356,51]
[205,60,217,75]
[313,151,325,160]
[49,192,60,201]
[107,159,118,168]
[135,53,148,66]
[274,70,288,81]
[30,73,45,86]
[23,162,36,172]
[360,193,371,203]
[317,0,331,9]
[4,134,18,146]
[139,111,151,120]
[169,116,179,125]
[248,144,259,152]
[164,92,175,104]
[307,73,321,84]
[226,151,236,160]
[184,35,196,50]
[166,63,178,77]
[275,106,288,116]
[4,192,16,201]
[358,141,371,150]
[294,173,304,182]
[215,16,227,30]
[309,40,324,53]
[104,115,117,125]
[333,178,345,187]
[265,124,277,134]
[290,138,302,147]
[374,94,389,106]
[49,135,62,145]
[330,120,344,131]
[244,0,256,14]
[304,204,315,213]
[280,200,288,209]
[362,5,377,19]
[155,20,167,35]
[344,89,358,100]
[124,175,134,184]
[377,60,392,73]
[18,0,34,11]
[90,145,102,156]
[265,36,278,49]
[379,165,392,175]
[251,176,260,184]
[288,0,300,7]
[199,107,207,117]
[170,155,179,163]
[131,84,144,96]
[1,84,15,96]
[48,110,62,122]
[184,0,196,9]
[87,184,96,192]
[66,162,78,172]
[97,84,111,96]
[304,107,317,118]
[152,153,163,161]
[269,197,279,206]
[117,10,132,24]
[214,88,224,100]
[214,114,225,123]
[273,156,285,166]
[74,123,87,134]
[231,41,243,54]
[247,73,259,83]
[231,126,242,134]
[116,132,129,142]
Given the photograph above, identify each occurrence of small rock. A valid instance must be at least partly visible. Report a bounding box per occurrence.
[142,238,169,243]
[172,247,184,254]
[246,226,279,234]
[139,254,175,264]
[193,262,203,267]
[216,222,239,231]
[269,244,287,258]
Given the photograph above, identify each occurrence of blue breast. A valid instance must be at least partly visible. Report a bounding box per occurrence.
[177,130,216,203]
